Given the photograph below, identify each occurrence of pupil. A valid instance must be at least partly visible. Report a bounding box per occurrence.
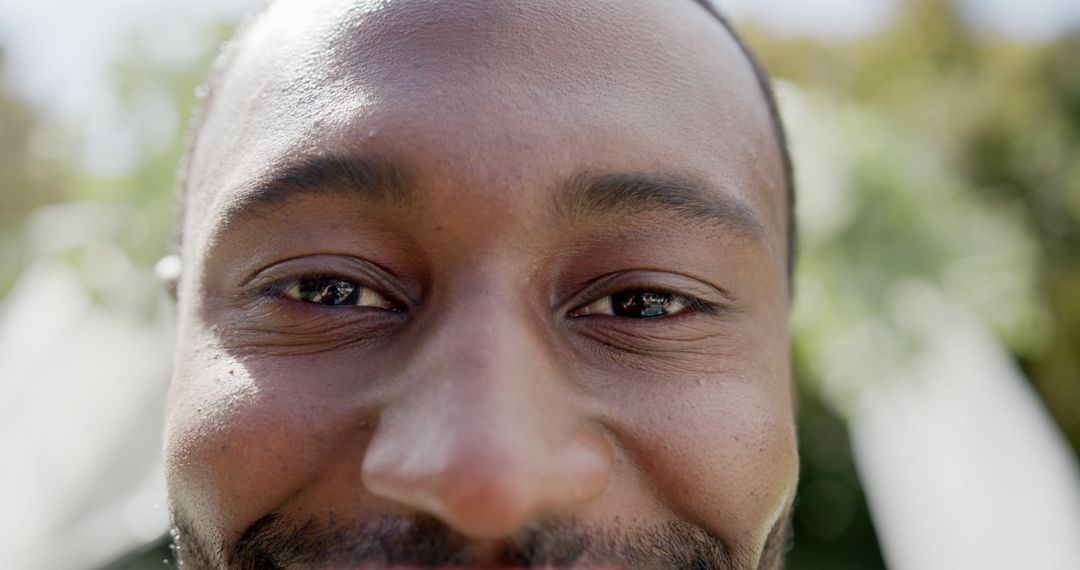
[613,291,671,318]
[299,278,359,305]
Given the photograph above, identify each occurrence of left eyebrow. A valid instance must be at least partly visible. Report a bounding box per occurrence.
[217,151,414,227]
[555,170,766,239]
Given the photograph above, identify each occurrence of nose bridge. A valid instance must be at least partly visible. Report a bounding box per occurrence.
[402,300,559,472]
[416,277,557,429]
[360,282,612,538]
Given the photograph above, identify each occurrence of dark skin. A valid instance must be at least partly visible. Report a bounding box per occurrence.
[166,0,797,568]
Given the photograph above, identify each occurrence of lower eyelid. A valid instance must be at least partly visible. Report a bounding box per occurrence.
[232,295,409,338]
[570,318,733,359]
[221,312,405,356]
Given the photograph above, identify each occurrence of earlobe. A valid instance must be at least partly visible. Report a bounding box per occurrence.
[155,254,183,300]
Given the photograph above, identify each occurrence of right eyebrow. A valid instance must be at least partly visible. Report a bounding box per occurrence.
[217,152,414,225]
[556,170,766,240]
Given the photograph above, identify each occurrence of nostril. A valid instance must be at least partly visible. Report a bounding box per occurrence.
[364,433,542,521]
[359,373,614,539]
[362,429,614,540]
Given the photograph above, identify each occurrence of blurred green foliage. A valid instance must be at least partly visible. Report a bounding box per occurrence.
[2,1,1078,568]
[0,26,231,318]
[755,0,1079,436]
[746,0,1080,567]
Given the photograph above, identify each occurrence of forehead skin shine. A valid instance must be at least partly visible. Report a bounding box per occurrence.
[182,0,787,265]
[168,0,797,568]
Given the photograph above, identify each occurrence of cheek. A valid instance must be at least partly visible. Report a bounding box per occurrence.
[605,357,798,552]
[163,335,371,550]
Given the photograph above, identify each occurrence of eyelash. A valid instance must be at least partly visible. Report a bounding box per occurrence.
[260,275,716,323]
[259,275,395,306]
[570,288,719,319]
[665,293,717,314]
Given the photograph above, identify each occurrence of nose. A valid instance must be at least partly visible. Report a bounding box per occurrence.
[360,296,613,539]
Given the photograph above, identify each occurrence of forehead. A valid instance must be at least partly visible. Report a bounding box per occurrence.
[183,0,785,258]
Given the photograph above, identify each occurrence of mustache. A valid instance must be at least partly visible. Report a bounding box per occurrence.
[214,513,753,570]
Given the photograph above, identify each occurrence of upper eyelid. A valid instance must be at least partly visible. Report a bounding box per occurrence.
[562,271,737,314]
[241,254,401,288]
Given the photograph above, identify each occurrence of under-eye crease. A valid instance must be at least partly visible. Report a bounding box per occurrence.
[221,268,408,356]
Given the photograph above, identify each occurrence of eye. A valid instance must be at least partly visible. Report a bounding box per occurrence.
[283,277,397,310]
[569,290,699,319]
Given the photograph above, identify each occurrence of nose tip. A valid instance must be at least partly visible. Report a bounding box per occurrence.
[361,413,612,539]
[358,285,613,539]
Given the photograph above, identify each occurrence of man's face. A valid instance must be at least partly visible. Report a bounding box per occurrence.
[166,0,796,568]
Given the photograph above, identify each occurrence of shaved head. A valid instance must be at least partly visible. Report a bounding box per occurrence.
[178,0,795,273]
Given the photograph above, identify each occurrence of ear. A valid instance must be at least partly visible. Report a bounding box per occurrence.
[154,254,182,300]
